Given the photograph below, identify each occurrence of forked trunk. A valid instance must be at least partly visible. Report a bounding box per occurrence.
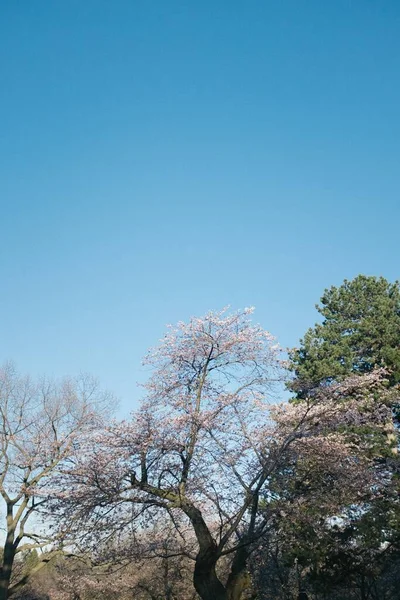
[184,503,228,600]
[226,546,253,600]
[193,546,227,600]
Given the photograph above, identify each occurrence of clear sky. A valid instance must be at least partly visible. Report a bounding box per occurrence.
[1,1,399,413]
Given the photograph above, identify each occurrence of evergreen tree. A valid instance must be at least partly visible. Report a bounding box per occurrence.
[289,275,400,396]
[287,275,400,599]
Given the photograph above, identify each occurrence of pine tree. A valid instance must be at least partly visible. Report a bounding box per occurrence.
[289,275,400,396]
[288,275,400,598]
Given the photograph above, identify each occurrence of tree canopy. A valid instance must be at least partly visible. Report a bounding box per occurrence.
[51,308,393,600]
[2,290,400,600]
[289,275,400,396]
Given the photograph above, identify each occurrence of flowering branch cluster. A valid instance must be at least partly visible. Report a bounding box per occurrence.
[50,309,396,600]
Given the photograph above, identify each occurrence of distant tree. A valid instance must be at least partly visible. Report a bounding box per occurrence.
[289,275,400,396]
[16,529,198,600]
[0,363,110,600]
[53,309,393,600]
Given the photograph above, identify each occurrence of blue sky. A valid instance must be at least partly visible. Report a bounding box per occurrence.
[1,1,399,413]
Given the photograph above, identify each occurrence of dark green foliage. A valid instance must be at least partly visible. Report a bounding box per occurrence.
[305,501,400,600]
[289,275,400,396]
[284,275,400,600]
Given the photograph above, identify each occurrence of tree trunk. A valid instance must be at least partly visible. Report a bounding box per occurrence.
[183,502,227,600]
[193,546,227,600]
[226,546,253,600]
[360,572,367,600]
[0,537,16,600]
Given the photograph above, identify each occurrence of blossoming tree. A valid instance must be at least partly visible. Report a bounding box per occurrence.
[55,309,393,600]
[0,363,111,600]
